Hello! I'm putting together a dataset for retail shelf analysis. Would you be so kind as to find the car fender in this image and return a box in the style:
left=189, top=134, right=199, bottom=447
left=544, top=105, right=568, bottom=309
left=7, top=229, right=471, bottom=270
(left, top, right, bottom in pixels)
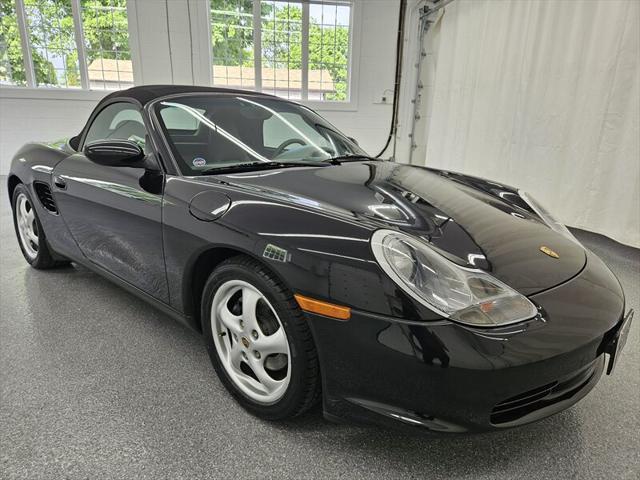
left=7, top=141, right=83, bottom=260
left=162, top=177, right=416, bottom=326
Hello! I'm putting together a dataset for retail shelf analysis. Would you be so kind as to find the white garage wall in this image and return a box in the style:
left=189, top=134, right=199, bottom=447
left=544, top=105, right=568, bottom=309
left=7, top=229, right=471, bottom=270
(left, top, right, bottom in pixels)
left=0, top=91, right=105, bottom=175
left=0, top=0, right=398, bottom=174
left=412, top=0, right=639, bottom=247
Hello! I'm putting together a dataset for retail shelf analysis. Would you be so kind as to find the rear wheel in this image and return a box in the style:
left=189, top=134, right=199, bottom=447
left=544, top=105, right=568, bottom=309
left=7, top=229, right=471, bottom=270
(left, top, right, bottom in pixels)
left=202, top=256, right=320, bottom=419
left=12, top=183, right=68, bottom=269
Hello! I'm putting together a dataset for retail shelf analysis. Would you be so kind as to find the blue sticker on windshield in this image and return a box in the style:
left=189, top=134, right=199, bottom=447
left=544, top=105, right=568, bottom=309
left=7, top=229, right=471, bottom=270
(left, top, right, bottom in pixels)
left=193, top=157, right=207, bottom=168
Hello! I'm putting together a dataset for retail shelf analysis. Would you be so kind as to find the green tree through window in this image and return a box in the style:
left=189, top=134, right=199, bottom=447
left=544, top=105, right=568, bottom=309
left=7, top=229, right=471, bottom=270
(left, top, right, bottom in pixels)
left=1, top=0, right=24, bottom=85
left=0, top=0, right=130, bottom=88
left=211, top=0, right=351, bottom=101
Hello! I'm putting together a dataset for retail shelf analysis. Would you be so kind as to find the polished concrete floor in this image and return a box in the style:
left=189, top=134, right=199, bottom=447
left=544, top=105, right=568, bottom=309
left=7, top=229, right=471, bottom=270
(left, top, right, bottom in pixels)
left=0, top=180, right=638, bottom=480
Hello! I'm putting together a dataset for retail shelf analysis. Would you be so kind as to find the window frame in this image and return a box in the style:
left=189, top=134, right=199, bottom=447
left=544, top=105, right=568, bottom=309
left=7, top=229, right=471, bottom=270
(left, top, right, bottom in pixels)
left=207, top=0, right=361, bottom=112
left=4, top=0, right=135, bottom=91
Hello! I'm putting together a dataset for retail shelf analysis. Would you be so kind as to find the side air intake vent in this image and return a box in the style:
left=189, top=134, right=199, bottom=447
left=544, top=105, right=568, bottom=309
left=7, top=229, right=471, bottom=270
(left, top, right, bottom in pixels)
left=34, top=181, right=58, bottom=214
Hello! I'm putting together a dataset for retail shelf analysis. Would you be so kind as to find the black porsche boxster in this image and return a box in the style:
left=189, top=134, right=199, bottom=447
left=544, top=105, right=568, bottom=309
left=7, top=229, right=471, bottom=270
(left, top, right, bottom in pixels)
left=8, top=85, right=633, bottom=432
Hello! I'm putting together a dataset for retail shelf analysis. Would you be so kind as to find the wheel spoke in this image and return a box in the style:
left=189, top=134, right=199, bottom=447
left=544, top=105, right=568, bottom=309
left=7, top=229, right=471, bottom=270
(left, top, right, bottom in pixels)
left=25, top=207, right=35, bottom=224
left=26, top=229, right=39, bottom=245
left=228, top=340, right=244, bottom=372
left=247, top=356, right=281, bottom=393
left=241, top=287, right=261, bottom=332
left=253, top=327, right=288, bottom=356
left=218, top=304, right=243, bottom=334
left=19, top=199, right=29, bottom=219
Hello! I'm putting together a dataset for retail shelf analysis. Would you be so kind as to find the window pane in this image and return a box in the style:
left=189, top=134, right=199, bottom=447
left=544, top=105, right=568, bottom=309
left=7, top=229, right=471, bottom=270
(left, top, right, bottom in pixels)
left=24, top=0, right=80, bottom=88
left=81, top=0, right=133, bottom=90
left=0, top=0, right=26, bottom=86
left=260, top=1, right=302, bottom=99
left=155, top=95, right=365, bottom=175
left=209, top=0, right=353, bottom=102
left=263, top=111, right=327, bottom=148
left=309, top=1, right=350, bottom=101
left=211, top=0, right=255, bottom=90
left=84, top=102, right=144, bottom=145
left=160, top=106, right=204, bottom=131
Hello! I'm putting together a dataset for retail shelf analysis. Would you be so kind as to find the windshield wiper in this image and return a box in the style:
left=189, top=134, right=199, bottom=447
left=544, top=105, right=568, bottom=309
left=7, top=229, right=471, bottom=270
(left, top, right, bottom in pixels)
left=325, top=154, right=378, bottom=165
left=200, top=160, right=328, bottom=175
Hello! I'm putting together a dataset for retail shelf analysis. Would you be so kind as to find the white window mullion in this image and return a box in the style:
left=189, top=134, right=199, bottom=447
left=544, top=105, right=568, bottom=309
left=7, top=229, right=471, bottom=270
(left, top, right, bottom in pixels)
left=301, top=1, right=309, bottom=100
left=14, top=0, right=35, bottom=87
left=70, top=0, right=89, bottom=89
left=252, top=0, right=262, bottom=92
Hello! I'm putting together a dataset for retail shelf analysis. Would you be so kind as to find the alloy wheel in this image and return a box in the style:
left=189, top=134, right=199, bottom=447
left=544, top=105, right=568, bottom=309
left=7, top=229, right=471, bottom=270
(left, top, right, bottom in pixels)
left=211, top=280, right=291, bottom=404
left=15, top=193, right=39, bottom=260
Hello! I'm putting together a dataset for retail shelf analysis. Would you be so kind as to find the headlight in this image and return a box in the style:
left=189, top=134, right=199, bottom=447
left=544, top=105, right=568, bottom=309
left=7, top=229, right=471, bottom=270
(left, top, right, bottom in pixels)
left=518, top=190, right=579, bottom=243
left=371, top=230, right=538, bottom=327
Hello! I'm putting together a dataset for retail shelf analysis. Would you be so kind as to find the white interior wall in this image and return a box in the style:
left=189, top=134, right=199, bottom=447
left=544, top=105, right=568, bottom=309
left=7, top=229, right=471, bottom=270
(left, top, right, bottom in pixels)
left=0, top=0, right=398, bottom=174
left=407, top=0, right=639, bottom=247
left=0, top=90, right=105, bottom=174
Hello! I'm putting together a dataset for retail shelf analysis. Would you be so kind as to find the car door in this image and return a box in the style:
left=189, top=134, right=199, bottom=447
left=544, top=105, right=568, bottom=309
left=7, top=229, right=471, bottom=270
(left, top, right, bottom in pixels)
left=52, top=101, right=169, bottom=303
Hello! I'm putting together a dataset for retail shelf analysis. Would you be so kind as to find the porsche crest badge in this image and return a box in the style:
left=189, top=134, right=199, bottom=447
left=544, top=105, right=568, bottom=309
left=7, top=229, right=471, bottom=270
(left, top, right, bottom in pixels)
left=540, top=246, right=559, bottom=259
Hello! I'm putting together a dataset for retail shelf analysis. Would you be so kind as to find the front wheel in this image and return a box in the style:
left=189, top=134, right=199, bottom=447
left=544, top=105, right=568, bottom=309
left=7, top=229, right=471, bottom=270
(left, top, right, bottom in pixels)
left=202, top=256, right=320, bottom=419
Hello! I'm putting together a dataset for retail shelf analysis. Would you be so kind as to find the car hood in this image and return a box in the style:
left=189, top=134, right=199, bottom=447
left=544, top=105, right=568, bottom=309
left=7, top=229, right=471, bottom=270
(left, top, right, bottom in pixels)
left=204, top=161, right=586, bottom=296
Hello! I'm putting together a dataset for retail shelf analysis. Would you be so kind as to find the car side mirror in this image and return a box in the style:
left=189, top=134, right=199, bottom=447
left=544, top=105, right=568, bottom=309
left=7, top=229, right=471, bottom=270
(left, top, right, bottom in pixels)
left=84, top=139, right=145, bottom=168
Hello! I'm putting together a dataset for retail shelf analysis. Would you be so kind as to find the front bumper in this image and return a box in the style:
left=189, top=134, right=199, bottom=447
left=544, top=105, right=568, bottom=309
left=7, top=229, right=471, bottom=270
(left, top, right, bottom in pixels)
left=307, top=251, right=627, bottom=433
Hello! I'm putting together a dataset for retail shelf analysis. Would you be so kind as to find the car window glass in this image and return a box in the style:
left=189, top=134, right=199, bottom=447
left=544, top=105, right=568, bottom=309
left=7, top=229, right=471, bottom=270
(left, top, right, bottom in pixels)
left=84, top=103, right=146, bottom=149
left=263, top=112, right=327, bottom=148
left=160, top=106, right=205, bottom=132
left=109, top=109, right=143, bottom=129
left=155, top=95, right=366, bottom=175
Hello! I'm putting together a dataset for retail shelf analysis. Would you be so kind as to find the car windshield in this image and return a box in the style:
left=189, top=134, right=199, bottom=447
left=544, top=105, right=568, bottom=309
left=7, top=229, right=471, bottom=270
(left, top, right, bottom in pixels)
left=154, top=94, right=369, bottom=175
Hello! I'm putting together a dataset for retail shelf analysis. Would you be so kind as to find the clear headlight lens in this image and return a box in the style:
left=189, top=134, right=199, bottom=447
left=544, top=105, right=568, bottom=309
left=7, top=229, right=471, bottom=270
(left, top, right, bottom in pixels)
left=371, top=230, right=538, bottom=327
left=518, top=190, right=579, bottom=243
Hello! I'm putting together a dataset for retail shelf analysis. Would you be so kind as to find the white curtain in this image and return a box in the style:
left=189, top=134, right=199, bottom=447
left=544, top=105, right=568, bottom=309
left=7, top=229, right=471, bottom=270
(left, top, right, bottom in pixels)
left=420, top=0, right=639, bottom=247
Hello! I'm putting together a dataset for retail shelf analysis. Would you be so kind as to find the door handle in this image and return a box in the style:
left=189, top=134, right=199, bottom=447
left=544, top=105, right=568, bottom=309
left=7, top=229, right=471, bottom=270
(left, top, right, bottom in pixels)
left=53, top=175, right=67, bottom=189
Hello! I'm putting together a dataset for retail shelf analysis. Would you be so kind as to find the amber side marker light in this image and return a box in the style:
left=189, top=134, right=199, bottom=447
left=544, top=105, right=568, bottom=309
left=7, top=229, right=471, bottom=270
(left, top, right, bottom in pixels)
left=294, top=294, right=351, bottom=321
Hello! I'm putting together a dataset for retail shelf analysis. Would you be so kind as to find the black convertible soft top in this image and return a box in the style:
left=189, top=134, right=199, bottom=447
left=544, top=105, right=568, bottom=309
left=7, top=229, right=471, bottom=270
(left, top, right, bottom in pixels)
left=98, top=84, right=273, bottom=108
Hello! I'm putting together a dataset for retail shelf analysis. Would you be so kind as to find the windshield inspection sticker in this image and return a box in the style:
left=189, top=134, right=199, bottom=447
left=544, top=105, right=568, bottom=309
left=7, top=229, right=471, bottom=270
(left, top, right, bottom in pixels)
left=193, top=157, right=207, bottom=168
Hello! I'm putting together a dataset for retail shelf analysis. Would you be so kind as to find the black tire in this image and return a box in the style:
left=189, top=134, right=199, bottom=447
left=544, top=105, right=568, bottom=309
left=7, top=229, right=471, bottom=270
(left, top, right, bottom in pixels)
left=11, top=183, right=69, bottom=270
left=202, top=255, right=321, bottom=420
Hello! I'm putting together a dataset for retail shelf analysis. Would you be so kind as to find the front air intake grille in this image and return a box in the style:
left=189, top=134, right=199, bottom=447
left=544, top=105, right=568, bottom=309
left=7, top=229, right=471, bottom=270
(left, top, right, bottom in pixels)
left=490, top=361, right=598, bottom=425
left=34, top=182, right=58, bottom=214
